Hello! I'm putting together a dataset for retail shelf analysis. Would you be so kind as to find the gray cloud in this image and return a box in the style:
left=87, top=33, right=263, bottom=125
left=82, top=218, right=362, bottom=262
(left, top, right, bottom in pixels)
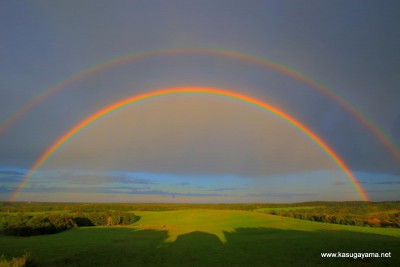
left=19, top=184, right=224, bottom=198
left=358, top=177, right=400, bottom=185
left=103, top=186, right=151, bottom=193
left=176, top=182, right=190, bottom=186
left=365, top=189, right=399, bottom=193
left=55, top=174, right=154, bottom=185
left=105, top=176, right=154, bottom=185
left=0, top=169, right=25, bottom=183
left=332, top=180, right=347, bottom=186
left=369, top=181, right=400, bottom=185
left=0, top=176, right=23, bottom=183
left=0, top=170, right=25, bottom=176
left=0, top=186, right=12, bottom=193
left=20, top=185, right=97, bottom=193
left=208, top=187, right=238, bottom=192
left=106, top=187, right=224, bottom=197
left=246, top=192, right=316, bottom=198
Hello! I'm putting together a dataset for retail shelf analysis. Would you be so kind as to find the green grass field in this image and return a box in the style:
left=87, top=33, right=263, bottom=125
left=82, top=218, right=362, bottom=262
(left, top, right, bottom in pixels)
left=1, top=209, right=399, bottom=266
left=254, top=206, right=322, bottom=212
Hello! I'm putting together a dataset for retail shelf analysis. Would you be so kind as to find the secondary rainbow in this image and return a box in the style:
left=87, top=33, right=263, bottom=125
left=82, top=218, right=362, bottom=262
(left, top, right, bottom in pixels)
left=9, top=87, right=369, bottom=202
left=0, top=48, right=398, bottom=162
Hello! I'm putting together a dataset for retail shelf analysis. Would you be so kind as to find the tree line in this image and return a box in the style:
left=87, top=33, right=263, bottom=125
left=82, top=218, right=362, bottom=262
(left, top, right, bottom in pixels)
left=0, top=211, right=140, bottom=236
left=3, top=201, right=398, bottom=213
left=267, top=208, right=400, bottom=228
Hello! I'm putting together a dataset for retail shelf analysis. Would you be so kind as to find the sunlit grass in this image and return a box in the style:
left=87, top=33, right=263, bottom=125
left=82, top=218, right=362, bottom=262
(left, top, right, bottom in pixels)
left=254, top=206, right=323, bottom=211
left=132, top=209, right=400, bottom=243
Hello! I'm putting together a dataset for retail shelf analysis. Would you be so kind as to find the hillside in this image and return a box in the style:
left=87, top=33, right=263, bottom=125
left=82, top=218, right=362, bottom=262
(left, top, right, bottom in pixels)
left=1, top=209, right=399, bottom=266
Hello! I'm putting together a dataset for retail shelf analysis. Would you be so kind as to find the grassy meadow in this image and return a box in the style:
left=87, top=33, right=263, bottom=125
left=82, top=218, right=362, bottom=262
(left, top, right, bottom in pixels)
left=1, top=208, right=399, bottom=267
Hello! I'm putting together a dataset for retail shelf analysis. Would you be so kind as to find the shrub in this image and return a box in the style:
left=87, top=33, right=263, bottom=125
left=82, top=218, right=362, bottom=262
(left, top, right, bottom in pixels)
left=0, top=252, right=36, bottom=267
left=72, top=211, right=140, bottom=226
left=72, top=216, right=94, bottom=226
left=47, top=214, right=76, bottom=231
left=3, top=214, right=76, bottom=236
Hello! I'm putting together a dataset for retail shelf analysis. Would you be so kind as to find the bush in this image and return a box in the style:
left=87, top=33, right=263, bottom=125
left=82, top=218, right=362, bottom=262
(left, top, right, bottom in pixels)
left=72, top=211, right=140, bottom=226
left=0, top=252, right=36, bottom=267
left=72, top=216, right=94, bottom=226
left=47, top=214, right=77, bottom=231
left=3, top=214, right=76, bottom=236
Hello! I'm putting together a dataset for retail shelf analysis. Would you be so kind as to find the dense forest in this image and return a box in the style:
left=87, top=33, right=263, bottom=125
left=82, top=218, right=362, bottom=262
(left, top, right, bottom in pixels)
left=0, top=211, right=140, bottom=236
left=268, top=209, right=399, bottom=227
left=264, top=202, right=400, bottom=228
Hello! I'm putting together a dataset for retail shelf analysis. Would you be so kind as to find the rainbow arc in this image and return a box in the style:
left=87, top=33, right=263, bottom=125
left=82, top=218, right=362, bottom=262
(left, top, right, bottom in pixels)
left=9, top=87, right=369, bottom=202
left=0, top=48, right=398, bottom=162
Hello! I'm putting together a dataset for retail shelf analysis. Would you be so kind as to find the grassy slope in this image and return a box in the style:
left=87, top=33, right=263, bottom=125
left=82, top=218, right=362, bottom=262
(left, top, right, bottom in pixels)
left=254, top=206, right=323, bottom=211
left=0, top=210, right=399, bottom=267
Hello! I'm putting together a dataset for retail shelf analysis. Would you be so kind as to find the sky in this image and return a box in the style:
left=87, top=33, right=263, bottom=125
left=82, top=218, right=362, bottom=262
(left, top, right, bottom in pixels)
left=0, top=0, right=399, bottom=203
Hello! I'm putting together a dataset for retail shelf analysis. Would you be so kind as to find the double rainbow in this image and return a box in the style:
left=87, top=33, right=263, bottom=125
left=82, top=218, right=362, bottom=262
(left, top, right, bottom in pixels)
left=9, top=87, right=369, bottom=202
left=0, top=48, right=398, bottom=162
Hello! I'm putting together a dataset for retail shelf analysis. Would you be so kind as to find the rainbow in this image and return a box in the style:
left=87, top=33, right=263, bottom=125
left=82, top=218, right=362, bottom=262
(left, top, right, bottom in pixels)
left=9, top=87, right=369, bottom=202
left=0, top=48, right=398, bottom=162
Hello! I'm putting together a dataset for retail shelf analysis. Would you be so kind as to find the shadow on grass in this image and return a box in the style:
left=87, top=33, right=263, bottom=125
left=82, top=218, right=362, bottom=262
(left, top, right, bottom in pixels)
left=156, top=228, right=399, bottom=267
left=1, top=227, right=399, bottom=267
